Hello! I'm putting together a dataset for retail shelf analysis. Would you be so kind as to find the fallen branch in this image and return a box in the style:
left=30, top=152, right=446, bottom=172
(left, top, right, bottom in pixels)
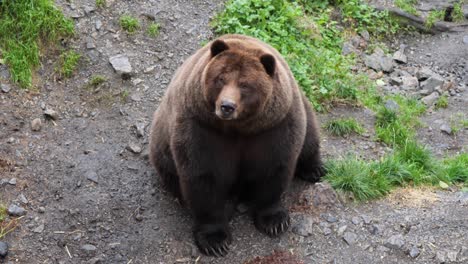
left=372, top=5, right=468, bottom=34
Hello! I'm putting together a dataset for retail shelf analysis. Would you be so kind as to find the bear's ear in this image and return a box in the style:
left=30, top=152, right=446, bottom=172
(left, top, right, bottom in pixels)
left=260, top=54, right=276, bottom=77
left=210, top=39, right=229, bottom=57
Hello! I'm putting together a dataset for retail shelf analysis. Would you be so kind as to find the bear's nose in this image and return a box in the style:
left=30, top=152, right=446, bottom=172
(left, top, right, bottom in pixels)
left=220, top=100, right=237, bottom=117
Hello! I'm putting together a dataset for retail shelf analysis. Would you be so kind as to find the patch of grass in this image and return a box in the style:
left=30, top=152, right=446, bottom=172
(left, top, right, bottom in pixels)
left=57, top=50, right=81, bottom=78
left=435, top=95, right=449, bottom=109
left=453, top=1, right=466, bottom=22
left=120, top=89, right=129, bottom=101
left=324, top=118, right=364, bottom=136
left=120, top=15, right=140, bottom=33
left=395, top=0, right=419, bottom=15
left=443, top=153, right=468, bottom=184
left=88, top=75, right=107, bottom=87
left=147, top=22, right=160, bottom=38
left=426, top=10, right=445, bottom=28
left=0, top=0, right=75, bottom=87
left=0, top=204, right=22, bottom=239
left=325, top=157, right=391, bottom=201
left=0, top=204, right=6, bottom=222
left=96, top=0, right=106, bottom=9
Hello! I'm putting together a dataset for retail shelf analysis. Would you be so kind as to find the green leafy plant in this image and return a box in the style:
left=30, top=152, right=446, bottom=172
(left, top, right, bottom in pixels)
left=453, top=1, right=466, bottom=22
left=0, top=0, right=75, bottom=87
left=120, top=15, right=140, bottom=33
left=57, top=50, right=81, bottom=78
left=96, top=0, right=106, bottom=8
left=324, top=118, right=364, bottom=136
left=395, top=0, right=419, bottom=15
left=88, top=75, right=107, bottom=87
left=147, top=22, right=160, bottom=37
left=426, top=10, right=445, bottom=28
left=435, top=95, right=448, bottom=109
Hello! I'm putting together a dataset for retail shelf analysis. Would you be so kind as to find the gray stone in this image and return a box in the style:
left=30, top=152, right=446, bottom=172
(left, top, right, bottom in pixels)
left=95, top=20, right=102, bottom=31
left=323, top=227, right=332, bottom=236
left=8, top=178, right=16, bottom=185
left=389, top=76, right=403, bottom=86
left=421, top=92, right=439, bottom=106
left=0, top=65, right=10, bottom=80
left=421, top=75, right=445, bottom=93
left=365, top=53, right=394, bottom=73
left=85, top=170, right=98, bottom=183
left=0, top=241, right=8, bottom=258
left=351, top=216, right=361, bottom=225
left=380, top=56, right=394, bottom=73
left=31, top=118, right=42, bottom=131
left=127, top=142, right=142, bottom=154
left=416, top=67, right=435, bottom=81
left=343, top=232, right=358, bottom=245
left=1, top=83, right=10, bottom=93
left=409, top=247, right=420, bottom=258
left=18, top=193, right=28, bottom=204
left=8, top=204, right=26, bottom=216
left=135, top=122, right=146, bottom=137
left=82, top=244, right=97, bottom=252
left=393, top=50, right=407, bottom=64
left=33, top=223, right=45, bottom=233
left=419, top=89, right=431, bottom=96
left=385, top=99, right=400, bottom=111
left=440, top=124, right=452, bottom=135
left=463, top=35, right=468, bottom=44
left=337, top=225, right=348, bottom=236
left=86, top=38, right=96, bottom=49
left=300, top=182, right=341, bottom=209
left=326, top=215, right=338, bottom=223
left=38, top=207, right=46, bottom=213
left=292, top=215, right=314, bottom=236
left=83, top=5, right=96, bottom=15
left=384, top=234, right=405, bottom=250
left=44, top=109, right=59, bottom=120
left=401, top=76, right=419, bottom=90
left=447, top=250, right=458, bottom=262
left=109, top=55, right=132, bottom=76
left=342, top=42, right=358, bottom=56
left=359, top=30, right=370, bottom=41
left=436, top=251, right=446, bottom=263
left=361, top=215, right=372, bottom=224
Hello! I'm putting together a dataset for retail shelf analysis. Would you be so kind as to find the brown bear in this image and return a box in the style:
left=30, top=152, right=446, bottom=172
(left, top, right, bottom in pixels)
left=149, top=34, right=324, bottom=257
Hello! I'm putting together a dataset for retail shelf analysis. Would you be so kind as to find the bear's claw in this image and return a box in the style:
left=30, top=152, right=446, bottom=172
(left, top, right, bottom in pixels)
left=255, top=209, right=290, bottom=237
left=298, top=165, right=327, bottom=183
left=194, top=225, right=232, bottom=257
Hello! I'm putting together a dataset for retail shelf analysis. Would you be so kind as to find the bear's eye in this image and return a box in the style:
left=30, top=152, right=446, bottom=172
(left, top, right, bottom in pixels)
left=216, top=76, right=225, bottom=86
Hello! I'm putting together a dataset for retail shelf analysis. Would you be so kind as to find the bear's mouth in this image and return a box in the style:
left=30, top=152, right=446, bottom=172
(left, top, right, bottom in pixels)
left=215, top=108, right=237, bottom=120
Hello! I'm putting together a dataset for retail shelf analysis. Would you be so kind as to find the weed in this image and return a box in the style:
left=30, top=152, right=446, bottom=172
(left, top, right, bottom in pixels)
left=395, top=0, right=419, bottom=15
left=0, top=205, right=6, bottom=222
left=147, top=22, right=160, bottom=38
left=120, top=90, right=129, bottom=101
left=96, top=0, right=106, bottom=8
left=435, top=95, right=448, bottom=109
left=120, top=15, right=140, bottom=33
left=0, top=0, right=75, bottom=87
left=453, top=1, right=466, bottom=22
left=426, top=10, right=445, bottom=28
left=443, top=153, right=468, bottom=183
left=324, top=118, right=364, bottom=136
left=58, top=50, right=81, bottom=78
left=88, top=75, right=107, bottom=87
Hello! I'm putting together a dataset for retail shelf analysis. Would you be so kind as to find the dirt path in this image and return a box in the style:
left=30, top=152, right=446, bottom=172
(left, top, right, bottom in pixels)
left=0, top=0, right=467, bottom=263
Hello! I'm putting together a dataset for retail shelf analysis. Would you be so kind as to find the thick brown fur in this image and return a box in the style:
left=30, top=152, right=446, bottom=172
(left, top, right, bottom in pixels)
left=149, top=34, right=324, bottom=257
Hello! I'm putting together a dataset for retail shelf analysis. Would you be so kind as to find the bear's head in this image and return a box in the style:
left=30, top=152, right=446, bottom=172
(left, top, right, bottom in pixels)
left=202, top=39, right=276, bottom=121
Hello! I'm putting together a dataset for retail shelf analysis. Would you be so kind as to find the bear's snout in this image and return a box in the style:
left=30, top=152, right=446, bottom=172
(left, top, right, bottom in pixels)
left=217, top=100, right=237, bottom=119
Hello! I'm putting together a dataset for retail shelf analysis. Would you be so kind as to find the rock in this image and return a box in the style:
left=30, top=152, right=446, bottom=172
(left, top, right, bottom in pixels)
left=401, top=76, right=419, bottom=90
left=31, top=118, right=42, bottom=131
left=351, top=216, right=361, bottom=225
left=33, top=223, right=45, bottom=233
left=440, top=124, right=452, bottom=135
left=364, top=53, right=394, bottom=73
left=323, top=227, right=332, bottom=236
left=292, top=215, right=314, bottom=236
left=135, top=214, right=143, bottom=221
left=8, top=204, right=26, bottom=216
left=361, top=215, right=372, bottom=224
left=436, top=251, right=446, bottom=263
left=38, top=207, right=46, bottom=213
left=337, top=225, right=347, bottom=236
left=134, top=122, right=146, bottom=137
left=393, top=50, right=407, bottom=64
left=463, top=35, right=468, bottom=44
left=325, top=214, right=338, bottom=223
left=384, top=234, right=405, bottom=250
left=421, top=92, right=439, bottom=106
left=1, top=83, right=10, bottom=93
left=389, top=76, right=402, bottom=86
left=95, top=20, right=102, bottom=30
left=343, top=232, right=358, bottom=245
left=421, top=75, right=445, bottom=93
left=380, top=57, right=394, bottom=73
left=130, top=94, right=141, bottom=102
left=85, top=170, right=99, bottom=183
left=144, top=65, right=156, bottom=74
left=359, top=30, right=370, bottom=41
left=8, top=178, right=16, bottom=185
left=447, top=250, right=458, bottom=262
left=342, top=42, right=358, bottom=56
left=409, top=247, right=420, bottom=258
left=83, top=5, right=96, bottom=15
left=44, top=109, right=59, bottom=120
left=416, top=67, right=435, bottom=81
left=384, top=99, right=399, bottom=112
left=86, top=39, right=96, bottom=49
left=127, top=142, right=142, bottom=154
left=82, top=244, right=97, bottom=253
left=18, top=193, right=28, bottom=204
left=419, top=89, right=431, bottom=96
left=109, top=55, right=132, bottom=77
left=0, top=241, right=8, bottom=258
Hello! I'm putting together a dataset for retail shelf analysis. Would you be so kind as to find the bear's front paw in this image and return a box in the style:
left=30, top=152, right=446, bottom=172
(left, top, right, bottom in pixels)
left=298, top=165, right=327, bottom=183
left=254, top=208, right=290, bottom=237
left=194, top=224, right=232, bottom=257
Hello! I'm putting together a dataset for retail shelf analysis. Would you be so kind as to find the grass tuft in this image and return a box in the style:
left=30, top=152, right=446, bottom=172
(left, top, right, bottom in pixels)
left=96, top=0, right=106, bottom=9
left=453, top=1, right=466, bottom=22
left=324, top=118, right=364, bottom=136
left=120, top=15, right=140, bottom=33
left=147, top=22, right=160, bottom=38
left=0, top=0, right=75, bottom=87
left=88, top=75, right=107, bottom=87
left=395, top=0, right=419, bottom=15
left=426, top=10, right=445, bottom=28
left=57, top=50, right=81, bottom=78
left=435, top=94, right=449, bottom=109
